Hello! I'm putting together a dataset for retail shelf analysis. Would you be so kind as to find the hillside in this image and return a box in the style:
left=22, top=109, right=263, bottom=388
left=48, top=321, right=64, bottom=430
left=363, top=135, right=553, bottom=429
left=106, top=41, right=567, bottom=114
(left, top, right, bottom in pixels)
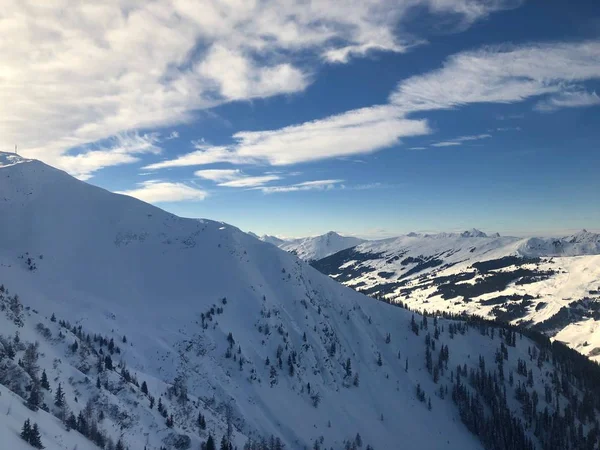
left=1, top=153, right=600, bottom=450
left=312, top=231, right=600, bottom=362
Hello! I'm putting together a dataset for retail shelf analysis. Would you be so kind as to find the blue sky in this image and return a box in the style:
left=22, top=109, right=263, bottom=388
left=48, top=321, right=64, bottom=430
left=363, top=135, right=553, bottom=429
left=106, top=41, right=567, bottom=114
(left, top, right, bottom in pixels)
left=3, top=0, right=600, bottom=238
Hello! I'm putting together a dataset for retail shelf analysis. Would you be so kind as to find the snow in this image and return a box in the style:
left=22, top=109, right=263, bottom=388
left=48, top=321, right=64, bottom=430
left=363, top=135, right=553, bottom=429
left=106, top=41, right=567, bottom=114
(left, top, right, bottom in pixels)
left=314, top=231, right=600, bottom=362
left=0, top=152, right=488, bottom=449
left=276, top=232, right=365, bottom=261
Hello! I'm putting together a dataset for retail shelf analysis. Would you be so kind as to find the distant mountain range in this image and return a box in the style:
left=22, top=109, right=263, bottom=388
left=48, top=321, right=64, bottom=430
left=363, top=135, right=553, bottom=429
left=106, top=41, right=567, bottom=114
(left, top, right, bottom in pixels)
left=311, top=229, right=600, bottom=362
left=252, top=231, right=366, bottom=261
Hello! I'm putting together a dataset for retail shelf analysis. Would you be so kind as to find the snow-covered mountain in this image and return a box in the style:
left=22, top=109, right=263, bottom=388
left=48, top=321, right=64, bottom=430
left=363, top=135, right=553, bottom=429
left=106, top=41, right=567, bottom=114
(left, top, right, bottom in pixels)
left=270, top=232, right=366, bottom=262
left=258, top=235, right=288, bottom=247
left=312, top=230, right=600, bottom=362
left=2, top=152, right=600, bottom=450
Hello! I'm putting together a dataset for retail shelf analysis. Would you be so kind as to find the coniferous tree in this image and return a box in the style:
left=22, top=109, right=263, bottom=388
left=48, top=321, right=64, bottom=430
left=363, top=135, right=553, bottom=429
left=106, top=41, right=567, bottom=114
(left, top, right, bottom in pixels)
left=30, top=423, right=44, bottom=449
left=54, top=383, right=65, bottom=408
left=27, top=383, right=41, bottom=411
left=220, top=435, right=232, bottom=450
left=40, top=370, right=50, bottom=390
left=21, top=419, right=32, bottom=442
left=206, top=434, right=216, bottom=450
left=66, top=412, right=77, bottom=431
left=141, top=381, right=148, bottom=395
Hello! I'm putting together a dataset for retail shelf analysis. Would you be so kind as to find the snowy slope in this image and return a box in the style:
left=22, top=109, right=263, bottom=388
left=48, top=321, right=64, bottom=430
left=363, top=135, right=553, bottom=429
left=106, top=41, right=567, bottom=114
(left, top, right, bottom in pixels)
left=0, top=152, right=481, bottom=449
left=313, top=231, right=600, bottom=362
left=276, top=232, right=365, bottom=262
left=1, top=152, right=600, bottom=450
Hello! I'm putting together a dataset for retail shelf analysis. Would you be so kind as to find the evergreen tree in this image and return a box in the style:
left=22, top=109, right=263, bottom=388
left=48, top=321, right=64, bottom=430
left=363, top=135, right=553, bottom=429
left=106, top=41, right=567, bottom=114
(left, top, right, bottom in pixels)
left=141, top=381, right=148, bottom=395
left=66, top=413, right=77, bottom=431
left=40, top=370, right=50, bottom=390
left=206, top=435, right=216, bottom=450
left=96, top=376, right=101, bottom=389
left=115, top=439, right=125, bottom=450
left=27, top=383, right=41, bottom=411
left=220, top=435, right=232, bottom=450
left=20, top=419, right=32, bottom=442
left=54, top=383, right=65, bottom=408
left=30, top=423, right=44, bottom=449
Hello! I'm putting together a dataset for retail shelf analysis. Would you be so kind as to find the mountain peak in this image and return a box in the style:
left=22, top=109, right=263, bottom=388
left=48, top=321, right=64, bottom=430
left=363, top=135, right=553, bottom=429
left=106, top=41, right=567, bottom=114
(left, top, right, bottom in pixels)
left=460, top=228, right=488, bottom=238
left=0, top=151, right=31, bottom=168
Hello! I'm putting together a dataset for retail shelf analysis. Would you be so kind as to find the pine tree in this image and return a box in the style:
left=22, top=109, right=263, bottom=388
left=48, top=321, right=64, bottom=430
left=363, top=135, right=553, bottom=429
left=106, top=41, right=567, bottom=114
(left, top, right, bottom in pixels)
left=141, top=381, right=148, bottom=395
left=115, top=439, right=125, bottom=450
left=54, top=383, right=65, bottom=408
left=50, top=313, right=56, bottom=322
left=30, top=423, right=44, bottom=449
left=206, top=435, right=216, bottom=450
left=220, top=435, right=232, bottom=450
left=66, top=413, right=77, bottom=431
left=27, top=383, right=41, bottom=411
left=96, top=376, right=101, bottom=389
left=377, top=352, right=382, bottom=366
left=40, top=370, right=50, bottom=390
left=21, top=419, right=32, bottom=442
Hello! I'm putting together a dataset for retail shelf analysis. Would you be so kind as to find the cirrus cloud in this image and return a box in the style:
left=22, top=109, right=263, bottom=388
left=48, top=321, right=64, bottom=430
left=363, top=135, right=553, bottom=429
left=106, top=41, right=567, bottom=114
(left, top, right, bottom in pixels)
left=1, top=0, right=519, bottom=178
left=116, top=180, right=208, bottom=203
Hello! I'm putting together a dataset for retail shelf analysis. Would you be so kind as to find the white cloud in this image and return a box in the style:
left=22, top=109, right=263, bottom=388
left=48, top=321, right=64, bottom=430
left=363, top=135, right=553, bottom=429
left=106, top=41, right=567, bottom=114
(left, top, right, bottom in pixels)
left=390, top=41, right=600, bottom=112
left=166, top=131, right=180, bottom=140
left=219, top=175, right=281, bottom=188
left=260, top=179, right=344, bottom=193
left=148, top=40, right=600, bottom=170
left=145, top=106, right=430, bottom=168
left=431, top=133, right=491, bottom=147
left=534, top=90, right=600, bottom=112
left=116, top=180, right=208, bottom=203
left=194, top=169, right=242, bottom=182
left=194, top=169, right=280, bottom=187
left=1, top=0, right=516, bottom=177
left=59, top=133, right=162, bottom=180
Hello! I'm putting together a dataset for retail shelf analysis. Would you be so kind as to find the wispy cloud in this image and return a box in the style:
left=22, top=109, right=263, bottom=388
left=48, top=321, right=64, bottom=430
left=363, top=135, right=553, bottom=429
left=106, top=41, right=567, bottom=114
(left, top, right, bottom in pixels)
left=3, top=0, right=513, bottom=178
left=431, top=133, right=491, bottom=147
left=116, top=180, right=208, bottom=203
left=148, top=40, right=600, bottom=170
left=195, top=169, right=280, bottom=187
left=260, top=179, right=344, bottom=193
left=194, top=169, right=242, bottom=182
left=59, top=133, right=162, bottom=180
left=390, top=41, right=600, bottom=112
left=534, top=90, right=600, bottom=112
left=145, top=106, right=430, bottom=168
left=219, top=175, right=281, bottom=188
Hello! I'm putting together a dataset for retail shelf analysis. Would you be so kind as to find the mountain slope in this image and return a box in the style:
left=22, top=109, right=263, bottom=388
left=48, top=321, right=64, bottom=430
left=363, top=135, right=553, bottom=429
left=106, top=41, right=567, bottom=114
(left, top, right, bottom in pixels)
left=312, top=231, right=600, bottom=362
left=1, top=152, right=600, bottom=450
left=276, top=232, right=365, bottom=262
left=0, top=153, right=480, bottom=449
